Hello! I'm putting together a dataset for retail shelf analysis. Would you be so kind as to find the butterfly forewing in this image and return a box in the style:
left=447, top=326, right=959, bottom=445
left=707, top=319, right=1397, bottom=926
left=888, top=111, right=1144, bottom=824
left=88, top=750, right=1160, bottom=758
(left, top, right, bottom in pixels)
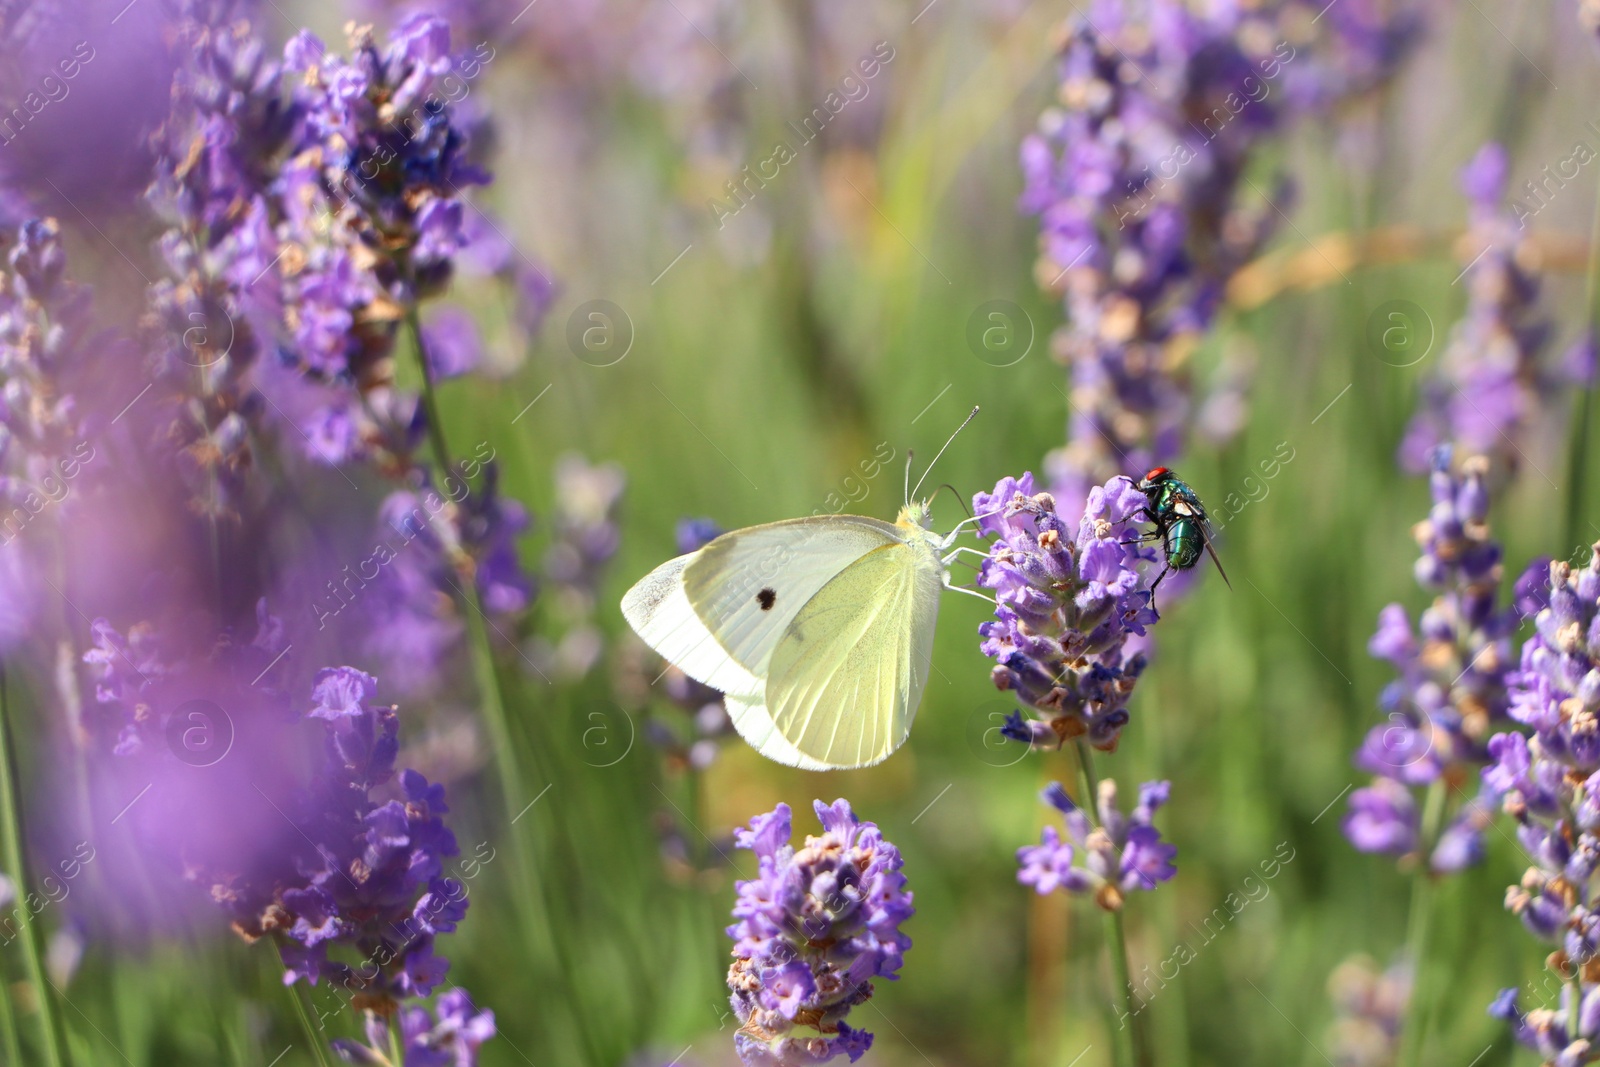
left=621, top=553, right=765, bottom=696
left=680, top=516, right=902, bottom=680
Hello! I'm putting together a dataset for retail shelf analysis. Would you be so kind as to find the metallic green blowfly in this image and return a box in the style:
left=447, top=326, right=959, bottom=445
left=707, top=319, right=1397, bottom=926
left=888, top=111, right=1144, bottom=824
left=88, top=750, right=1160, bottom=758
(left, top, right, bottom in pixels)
left=1133, top=466, right=1231, bottom=598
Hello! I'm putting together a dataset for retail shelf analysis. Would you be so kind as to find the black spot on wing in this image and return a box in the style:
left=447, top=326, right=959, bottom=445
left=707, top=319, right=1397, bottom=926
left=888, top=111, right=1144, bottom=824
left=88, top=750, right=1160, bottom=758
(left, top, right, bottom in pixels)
left=757, top=588, right=777, bottom=610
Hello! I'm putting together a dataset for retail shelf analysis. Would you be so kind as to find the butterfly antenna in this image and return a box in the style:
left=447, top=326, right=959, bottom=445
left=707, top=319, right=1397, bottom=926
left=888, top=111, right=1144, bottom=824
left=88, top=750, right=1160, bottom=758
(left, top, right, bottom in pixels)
left=910, top=406, right=979, bottom=503
left=904, top=450, right=915, bottom=508
left=926, top=483, right=974, bottom=520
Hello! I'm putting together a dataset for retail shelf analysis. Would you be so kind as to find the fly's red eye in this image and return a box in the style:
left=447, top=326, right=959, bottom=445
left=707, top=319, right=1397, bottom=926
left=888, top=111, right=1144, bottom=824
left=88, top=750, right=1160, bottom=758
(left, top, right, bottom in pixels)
left=1143, top=466, right=1170, bottom=481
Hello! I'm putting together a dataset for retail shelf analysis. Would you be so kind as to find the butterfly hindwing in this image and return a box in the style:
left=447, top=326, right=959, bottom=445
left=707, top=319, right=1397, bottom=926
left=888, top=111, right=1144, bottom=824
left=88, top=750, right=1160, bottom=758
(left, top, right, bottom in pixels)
left=722, top=691, right=838, bottom=771
left=759, top=539, right=942, bottom=769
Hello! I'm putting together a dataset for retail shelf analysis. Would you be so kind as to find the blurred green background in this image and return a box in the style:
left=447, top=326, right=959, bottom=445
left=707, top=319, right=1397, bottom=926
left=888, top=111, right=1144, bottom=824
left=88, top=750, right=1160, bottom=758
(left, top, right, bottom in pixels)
left=25, top=0, right=1600, bottom=1065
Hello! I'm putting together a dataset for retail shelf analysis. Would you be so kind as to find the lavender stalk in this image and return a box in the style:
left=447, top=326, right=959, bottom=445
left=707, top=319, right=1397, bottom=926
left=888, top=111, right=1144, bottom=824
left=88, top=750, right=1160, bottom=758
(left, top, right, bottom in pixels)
left=1396, top=778, right=1446, bottom=1067
left=0, top=663, right=70, bottom=1067
left=406, top=316, right=605, bottom=1067
left=1563, top=165, right=1600, bottom=558
left=1075, top=738, right=1143, bottom=1067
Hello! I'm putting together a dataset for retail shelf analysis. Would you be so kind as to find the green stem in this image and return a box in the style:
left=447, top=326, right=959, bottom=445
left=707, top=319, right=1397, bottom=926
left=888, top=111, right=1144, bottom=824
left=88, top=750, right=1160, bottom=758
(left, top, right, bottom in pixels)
left=285, top=980, right=334, bottom=1067
left=405, top=312, right=604, bottom=1067
left=1074, top=739, right=1144, bottom=1067
left=1397, top=778, right=1448, bottom=1067
left=406, top=310, right=455, bottom=486
left=0, top=930, right=23, bottom=1067
left=1571, top=969, right=1585, bottom=1044
left=1562, top=172, right=1600, bottom=555
left=0, top=664, right=70, bottom=1067
left=387, top=1011, right=404, bottom=1067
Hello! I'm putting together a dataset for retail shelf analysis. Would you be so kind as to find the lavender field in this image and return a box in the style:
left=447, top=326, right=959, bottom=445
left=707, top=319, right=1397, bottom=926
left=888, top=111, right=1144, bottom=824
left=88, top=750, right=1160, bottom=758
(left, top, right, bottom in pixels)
left=0, top=0, right=1591, bottom=1065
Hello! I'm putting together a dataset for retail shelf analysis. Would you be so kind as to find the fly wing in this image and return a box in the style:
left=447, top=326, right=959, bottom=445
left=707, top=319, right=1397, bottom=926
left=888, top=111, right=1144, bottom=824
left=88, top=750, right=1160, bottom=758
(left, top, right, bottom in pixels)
left=1203, top=536, right=1231, bottom=588
left=1170, top=496, right=1230, bottom=587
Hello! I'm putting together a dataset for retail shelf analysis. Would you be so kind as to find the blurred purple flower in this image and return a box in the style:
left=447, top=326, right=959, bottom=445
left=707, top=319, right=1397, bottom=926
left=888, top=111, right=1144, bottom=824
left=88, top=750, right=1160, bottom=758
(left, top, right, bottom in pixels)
left=347, top=991, right=496, bottom=1067
left=1342, top=778, right=1416, bottom=855
left=1344, top=450, right=1524, bottom=873
left=1400, top=144, right=1556, bottom=476
left=423, top=306, right=484, bottom=379
left=527, top=453, right=623, bottom=681
left=1025, top=0, right=1418, bottom=524
left=1325, top=955, right=1411, bottom=1067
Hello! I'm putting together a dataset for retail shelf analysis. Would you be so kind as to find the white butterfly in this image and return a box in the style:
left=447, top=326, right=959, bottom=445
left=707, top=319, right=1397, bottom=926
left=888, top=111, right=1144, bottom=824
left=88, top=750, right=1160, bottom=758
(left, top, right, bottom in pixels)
left=621, top=411, right=989, bottom=770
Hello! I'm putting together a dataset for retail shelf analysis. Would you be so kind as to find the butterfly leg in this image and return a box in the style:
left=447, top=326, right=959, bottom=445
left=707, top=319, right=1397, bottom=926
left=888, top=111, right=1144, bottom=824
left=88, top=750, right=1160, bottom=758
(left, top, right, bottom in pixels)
left=940, top=572, right=998, bottom=605
left=941, top=546, right=991, bottom=565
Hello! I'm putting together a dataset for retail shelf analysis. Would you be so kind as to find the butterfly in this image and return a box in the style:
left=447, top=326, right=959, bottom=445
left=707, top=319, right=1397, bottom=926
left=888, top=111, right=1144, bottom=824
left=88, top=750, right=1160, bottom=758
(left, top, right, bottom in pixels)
left=621, top=409, right=988, bottom=770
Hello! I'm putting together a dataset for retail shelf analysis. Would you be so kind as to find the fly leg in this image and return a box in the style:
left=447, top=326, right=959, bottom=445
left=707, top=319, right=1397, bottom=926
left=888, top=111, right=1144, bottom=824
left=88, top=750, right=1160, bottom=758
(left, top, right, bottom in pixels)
left=1148, top=564, right=1170, bottom=616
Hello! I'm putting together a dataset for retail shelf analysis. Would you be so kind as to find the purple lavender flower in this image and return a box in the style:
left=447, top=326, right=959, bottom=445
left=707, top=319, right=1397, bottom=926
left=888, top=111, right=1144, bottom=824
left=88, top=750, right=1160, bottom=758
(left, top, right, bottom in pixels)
left=260, top=16, right=494, bottom=467
left=144, top=10, right=534, bottom=482
left=677, top=517, right=724, bottom=555
left=1343, top=450, right=1522, bottom=872
left=1481, top=544, right=1600, bottom=1055
left=423, top=306, right=484, bottom=380
left=648, top=663, right=731, bottom=775
left=139, top=13, right=299, bottom=519
left=1342, top=778, right=1418, bottom=856
left=544, top=453, right=625, bottom=612
left=332, top=987, right=496, bottom=1066
left=726, top=799, right=912, bottom=1065
left=0, top=218, right=123, bottom=645
left=1490, top=985, right=1600, bottom=1066
left=973, top=472, right=1158, bottom=751
left=189, top=665, right=491, bottom=1046
left=1018, top=779, right=1176, bottom=911
left=1400, top=144, right=1557, bottom=475
left=1025, top=0, right=1418, bottom=523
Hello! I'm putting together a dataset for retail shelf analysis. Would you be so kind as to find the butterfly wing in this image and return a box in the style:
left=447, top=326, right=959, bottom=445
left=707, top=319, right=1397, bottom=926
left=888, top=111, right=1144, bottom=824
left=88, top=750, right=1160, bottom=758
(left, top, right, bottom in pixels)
left=752, top=539, right=943, bottom=769
left=621, top=553, right=763, bottom=697
left=621, top=515, right=902, bottom=699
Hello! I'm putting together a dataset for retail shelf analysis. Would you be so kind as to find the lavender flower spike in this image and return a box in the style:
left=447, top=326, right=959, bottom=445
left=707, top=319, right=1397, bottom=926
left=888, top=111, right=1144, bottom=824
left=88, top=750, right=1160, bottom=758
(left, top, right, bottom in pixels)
left=726, top=799, right=913, bottom=1066
left=332, top=988, right=496, bottom=1066
left=1400, top=144, right=1561, bottom=476
left=1483, top=544, right=1600, bottom=1057
left=1343, top=449, right=1523, bottom=873
left=1018, top=779, right=1176, bottom=911
left=974, top=473, right=1158, bottom=751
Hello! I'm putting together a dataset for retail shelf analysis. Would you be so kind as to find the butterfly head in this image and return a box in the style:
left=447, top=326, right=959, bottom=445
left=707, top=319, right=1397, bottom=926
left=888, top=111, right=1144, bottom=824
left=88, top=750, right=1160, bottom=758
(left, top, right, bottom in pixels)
left=896, top=500, right=936, bottom=532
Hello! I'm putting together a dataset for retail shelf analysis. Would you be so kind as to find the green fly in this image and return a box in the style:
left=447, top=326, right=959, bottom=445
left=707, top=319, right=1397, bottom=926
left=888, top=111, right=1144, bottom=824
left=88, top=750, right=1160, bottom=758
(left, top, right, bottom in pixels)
left=1133, top=466, right=1231, bottom=598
